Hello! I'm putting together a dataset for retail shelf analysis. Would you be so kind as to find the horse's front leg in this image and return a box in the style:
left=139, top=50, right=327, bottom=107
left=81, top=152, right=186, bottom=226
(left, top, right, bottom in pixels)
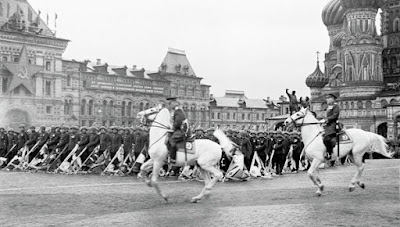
left=308, top=159, right=324, bottom=196
left=150, top=161, right=169, bottom=201
left=140, top=159, right=153, bottom=182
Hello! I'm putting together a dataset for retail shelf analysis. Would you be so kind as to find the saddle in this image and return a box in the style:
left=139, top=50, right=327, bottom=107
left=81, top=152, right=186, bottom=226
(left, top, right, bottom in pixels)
left=332, top=130, right=353, bottom=146
left=177, top=141, right=196, bottom=155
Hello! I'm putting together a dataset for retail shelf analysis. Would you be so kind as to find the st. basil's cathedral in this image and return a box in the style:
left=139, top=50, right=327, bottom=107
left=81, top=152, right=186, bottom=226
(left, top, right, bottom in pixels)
left=307, top=0, right=400, bottom=141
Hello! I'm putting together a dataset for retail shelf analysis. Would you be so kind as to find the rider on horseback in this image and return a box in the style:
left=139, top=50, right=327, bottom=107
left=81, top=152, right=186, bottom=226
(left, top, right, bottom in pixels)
left=167, top=97, right=191, bottom=164
left=323, top=94, right=340, bottom=160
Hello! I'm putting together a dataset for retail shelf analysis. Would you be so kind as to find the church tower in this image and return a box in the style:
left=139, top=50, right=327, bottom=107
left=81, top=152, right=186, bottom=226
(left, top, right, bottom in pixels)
left=381, top=0, right=400, bottom=84
left=339, top=0, right=385, bottom=98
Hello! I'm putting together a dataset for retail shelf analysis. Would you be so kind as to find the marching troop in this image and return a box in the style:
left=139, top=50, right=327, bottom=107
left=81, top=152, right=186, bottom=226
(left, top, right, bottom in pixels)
left=0, top=124, right=150, bottom=175
left=0, top=123, right=306, bottom=180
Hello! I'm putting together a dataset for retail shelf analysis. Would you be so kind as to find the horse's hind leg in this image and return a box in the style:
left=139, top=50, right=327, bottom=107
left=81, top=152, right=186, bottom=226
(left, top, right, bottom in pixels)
left=308, top=159, right=324, bottom=196
left=199, top=164, right=223, bottom=198
left=190, top=167, right=211, bottom=203
left=349, top=153, right=365, bottom=192
left=150, top=161, right=168, bottom=201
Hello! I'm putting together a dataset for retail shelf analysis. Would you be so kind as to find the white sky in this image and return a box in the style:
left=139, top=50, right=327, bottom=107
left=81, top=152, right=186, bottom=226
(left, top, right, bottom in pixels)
left=29, top=0, right=335, bottom=100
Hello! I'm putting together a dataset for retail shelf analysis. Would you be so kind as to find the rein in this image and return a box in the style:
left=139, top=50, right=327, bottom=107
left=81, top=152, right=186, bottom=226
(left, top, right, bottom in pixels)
left=143, top=109, right=172, bottom=150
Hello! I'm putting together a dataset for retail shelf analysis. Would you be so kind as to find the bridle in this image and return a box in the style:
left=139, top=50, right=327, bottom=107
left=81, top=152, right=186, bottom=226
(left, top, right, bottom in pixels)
left=140, top=108, right=172, bottom=150
left=288, top=108, right=322, bottom=128
left=141, top=108, right=170, bottom=130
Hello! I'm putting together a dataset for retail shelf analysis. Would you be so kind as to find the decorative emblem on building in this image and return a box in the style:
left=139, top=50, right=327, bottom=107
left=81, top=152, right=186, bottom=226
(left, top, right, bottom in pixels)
left=17, top=66, right=28, bottom=79
left=2, top=45, right=43, bottom=95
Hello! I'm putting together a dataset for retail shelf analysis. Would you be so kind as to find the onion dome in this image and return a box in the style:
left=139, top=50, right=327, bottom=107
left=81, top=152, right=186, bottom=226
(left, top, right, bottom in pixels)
left=340, top=0, right=384, bottom=10
left=322, top=0, right=345, bottom=27
left=306, top=61, right=328, bottom=88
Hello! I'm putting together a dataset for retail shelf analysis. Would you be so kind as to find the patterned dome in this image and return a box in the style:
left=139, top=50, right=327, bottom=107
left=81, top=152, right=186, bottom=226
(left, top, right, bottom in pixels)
left=340, top=0, right=384, bottom=9
left=306, top=62, right=328, bottom=88
left=322, top=0, right=345, bottom=27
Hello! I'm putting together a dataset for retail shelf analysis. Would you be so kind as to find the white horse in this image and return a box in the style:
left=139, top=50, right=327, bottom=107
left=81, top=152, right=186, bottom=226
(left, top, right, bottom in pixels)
left=137, top=105, right=234, bottom=202
left=284, top=107, right=392, bottom=196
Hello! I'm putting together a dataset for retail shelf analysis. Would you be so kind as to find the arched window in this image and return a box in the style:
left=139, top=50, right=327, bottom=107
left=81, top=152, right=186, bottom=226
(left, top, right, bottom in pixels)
left=140, top=102, right=144, bottom=111
left=102, top=100, right=107, bottom=116
left=88, top=100, right=94, bottom=116
left=381, top=99, right=388, bottom=109
left=394, top=18, right=400, bottom=32
left=391, top=57, right=397, bottom=70
left=14, top=57, right=19, bottom=62
left=67, top=75, right=71, bottom=86
left=121, top=101, right=126, bottom=117
left=390, top=98, right=398, bottom=105
left=127, top=102, right=132, bottom=117
left=109, top=101, right=114, bottom=116
left=345, top=102, right=349, bottom=109
left=45, top=61, right=51, bottom=71
left=366, top=101, right=373, bottom=109
left=81, top=99, right=86, bottom=115
left=64, top=100, right=71, bottom=115
left=145, top=103, right=150, bottom=110
left=350, top=102, right=354, bottom=109
left=2, top=56, right=7, bottom=62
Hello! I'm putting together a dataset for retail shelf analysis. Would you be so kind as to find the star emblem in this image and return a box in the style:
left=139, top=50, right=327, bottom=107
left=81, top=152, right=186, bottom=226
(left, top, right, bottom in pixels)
left=2, top=45, right=43, bottom=95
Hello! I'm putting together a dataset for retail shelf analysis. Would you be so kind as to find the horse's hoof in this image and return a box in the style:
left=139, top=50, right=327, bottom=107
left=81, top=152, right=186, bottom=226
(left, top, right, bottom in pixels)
left=162, top=195, right=169, bottom=202
left=190, top=198, right=198, bottom=203
left=319, top=184, right=325, bottom=192
left=359, top=183, right=365, bottom=189
left=145, top=180, right=152, bottom=187
left=349, top=187, right=355, bottom=192
left=315, top=192, right=322, bottom=197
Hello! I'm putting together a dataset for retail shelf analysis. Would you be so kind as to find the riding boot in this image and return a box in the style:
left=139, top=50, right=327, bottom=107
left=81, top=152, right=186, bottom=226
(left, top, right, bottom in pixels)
left=169, top=146, right=177, bottom=164
left=323, top=139, right=333, bottom=160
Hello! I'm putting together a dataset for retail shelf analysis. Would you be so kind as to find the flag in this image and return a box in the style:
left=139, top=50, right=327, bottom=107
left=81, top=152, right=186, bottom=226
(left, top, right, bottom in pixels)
left=7, top=3, right=10, bottom=18
left=55, top=13, right=58, bottom=28
left=28, top=7, right=33, bottom=22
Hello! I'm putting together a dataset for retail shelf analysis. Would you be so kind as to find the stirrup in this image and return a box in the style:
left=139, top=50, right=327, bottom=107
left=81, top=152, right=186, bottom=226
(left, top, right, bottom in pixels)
left=325, top=153, right=331, bottom=160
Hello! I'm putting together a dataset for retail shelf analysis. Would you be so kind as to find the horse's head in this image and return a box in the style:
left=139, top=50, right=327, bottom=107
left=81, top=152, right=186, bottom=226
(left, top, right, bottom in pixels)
left=136, top=104, right=163, bottom=125
left=284, top=107, right=309, bottom=127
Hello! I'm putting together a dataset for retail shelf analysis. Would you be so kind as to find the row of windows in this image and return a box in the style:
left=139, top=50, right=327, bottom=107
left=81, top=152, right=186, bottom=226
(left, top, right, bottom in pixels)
left=321, top=99, right=399, bottom=110
left=210, top=112, right=271, bottom=121
left=1, top=56, right=53, bottom=71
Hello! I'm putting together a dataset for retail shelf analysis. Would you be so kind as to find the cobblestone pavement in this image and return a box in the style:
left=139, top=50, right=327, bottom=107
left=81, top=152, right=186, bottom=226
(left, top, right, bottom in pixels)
left=0, top=159, right=399, bottom=227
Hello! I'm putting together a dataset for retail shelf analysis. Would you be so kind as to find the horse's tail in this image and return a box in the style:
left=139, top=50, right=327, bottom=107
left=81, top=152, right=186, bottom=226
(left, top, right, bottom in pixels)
left=368, top=132, right=393, bottom=158
left=213, top=129, right=234, bottom=158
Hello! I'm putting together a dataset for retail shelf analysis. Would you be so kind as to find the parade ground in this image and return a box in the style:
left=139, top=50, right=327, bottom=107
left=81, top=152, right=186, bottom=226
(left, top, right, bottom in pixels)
left=0, top=159, right=399, bottom=227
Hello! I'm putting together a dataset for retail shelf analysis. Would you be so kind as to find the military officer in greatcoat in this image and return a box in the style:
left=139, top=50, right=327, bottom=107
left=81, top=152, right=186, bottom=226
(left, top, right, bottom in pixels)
left=63, top=126, right=79, bottom=162
left=167, top=97, right=190, bottom=164
left=47, top=126, right=61, bottom=152
left=122, top=127, right=134, bottom=158
left=194, top=127, right=205, bottom=139
left=30, top=126, right=49, bottom=162
left=84, top=126, right=100, bottom=162
left=26, top=126, right=39, bottom=154
left=322, top=94, right=340, bottom=160
left=0, top=127, right=8, bottom=158
left=255, top=131, right=268, bottom=164
left=77, top=126, right=90, bottom=160
left=109, top=126, right=123, bottom=165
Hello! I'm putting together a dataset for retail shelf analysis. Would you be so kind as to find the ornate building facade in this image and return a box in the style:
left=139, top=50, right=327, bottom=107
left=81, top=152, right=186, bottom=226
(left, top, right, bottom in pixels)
left=209, top=90, right=280, bottom=130
left=308, top=0, right=400, bottom=140
left=0, top=0, right=211, bottom=129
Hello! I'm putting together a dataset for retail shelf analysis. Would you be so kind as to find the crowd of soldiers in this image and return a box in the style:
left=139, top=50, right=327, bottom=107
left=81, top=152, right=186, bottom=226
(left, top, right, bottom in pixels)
left=0, top=123, right=306, bottom=178
left=0, top=124, right=149, bottom=175
left=193, top=127, right=305, bottom=176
